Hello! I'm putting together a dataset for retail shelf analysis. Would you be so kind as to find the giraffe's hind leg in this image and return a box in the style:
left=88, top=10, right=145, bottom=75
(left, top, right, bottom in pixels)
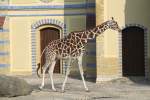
left=78, top=56, right=89, bottom=92
left=61, top=58, right=71, bottom=92
left=39, top=63, right=50, bottom=90
left=48, top=60, right=57, bottom=92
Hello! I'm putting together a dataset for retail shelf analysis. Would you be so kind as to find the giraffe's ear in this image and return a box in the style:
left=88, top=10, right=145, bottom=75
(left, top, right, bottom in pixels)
left=111, top=17, right=114, bottom=20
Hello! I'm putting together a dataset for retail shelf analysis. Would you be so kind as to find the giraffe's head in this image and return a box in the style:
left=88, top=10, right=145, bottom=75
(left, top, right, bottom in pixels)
left=107, top=17, right=122, bottom=32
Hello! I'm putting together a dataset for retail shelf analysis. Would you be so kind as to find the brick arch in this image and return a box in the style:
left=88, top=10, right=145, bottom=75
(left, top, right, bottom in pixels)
left=31, top=19, right=65, bottom=29
left=31, top=19, right=67, bottom=72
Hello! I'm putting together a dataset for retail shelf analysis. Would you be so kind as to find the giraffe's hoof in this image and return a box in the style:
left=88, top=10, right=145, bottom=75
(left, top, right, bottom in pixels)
left=39, top=86, right=44, bottom=90
left=39, top=85, right=44, bottom=90
left=61, top=90, right=65, bottom=93
left=52, top=89, right=57, bottom=92
left=85, top=89, right=90, bottom=92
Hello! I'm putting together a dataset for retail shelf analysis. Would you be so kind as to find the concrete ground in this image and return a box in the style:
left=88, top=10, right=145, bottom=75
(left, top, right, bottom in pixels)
left=1, top=74, right=150, bottom=100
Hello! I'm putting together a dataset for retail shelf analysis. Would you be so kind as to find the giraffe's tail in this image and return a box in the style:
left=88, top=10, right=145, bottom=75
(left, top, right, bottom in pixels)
left=36, top=47, right=46, bottom=78
left=36, top=63, right=41, bottom=78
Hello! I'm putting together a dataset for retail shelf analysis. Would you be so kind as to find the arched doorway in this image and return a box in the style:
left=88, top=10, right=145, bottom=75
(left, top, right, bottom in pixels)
left=122, top=26, right=145, bottom=76
left=40, top=27, right=60, bottom=73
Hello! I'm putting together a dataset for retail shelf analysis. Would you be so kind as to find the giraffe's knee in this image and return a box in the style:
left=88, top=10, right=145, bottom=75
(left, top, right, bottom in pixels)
left=43, top=67, right=47, bottom=72
left=79, top=70, right=84, bottom=75
left=81, top=72, right=84, bottom=75
left=79, top=67, right=84, bottom=72
left=66, top=71, right=70, bottom=76
left=49, top=69, right=54, bottom=75
left=49, top=67, right=54, bottom=73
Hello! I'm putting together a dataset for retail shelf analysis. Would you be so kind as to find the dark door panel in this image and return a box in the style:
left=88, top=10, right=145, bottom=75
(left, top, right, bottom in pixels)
left=40, top=27, right=60, bottom=73
left=122, top=26, right=145, bottom=76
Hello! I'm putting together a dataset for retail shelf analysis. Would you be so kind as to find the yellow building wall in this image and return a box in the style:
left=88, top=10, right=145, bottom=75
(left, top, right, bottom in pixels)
left=9, top=16, right=65, bottom=75
left=0, top=0, right=93, bottom=75
left=104, top=0, right=125, bottom=57
left=0, top=7, right=10, bottom=74
left=96, top=0, right=150, bottom=82
left=9, top=17, right=32, bottom=75
left=96, top=0, right=125, bottom=82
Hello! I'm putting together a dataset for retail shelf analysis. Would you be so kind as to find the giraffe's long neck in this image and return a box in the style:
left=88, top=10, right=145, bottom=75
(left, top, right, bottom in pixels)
left=85, top=21, right=109, bottom=40
left=67, top=21, right=110, bottom=49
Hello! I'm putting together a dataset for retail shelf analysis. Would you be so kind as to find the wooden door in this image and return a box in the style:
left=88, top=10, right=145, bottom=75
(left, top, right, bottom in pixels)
left=40, top=27, right=60, bottom=73
left=122, top=26, right=145, bottom=76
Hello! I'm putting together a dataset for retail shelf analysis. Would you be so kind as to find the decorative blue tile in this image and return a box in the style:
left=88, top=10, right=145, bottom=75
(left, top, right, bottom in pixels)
left=0, top=40, right=9, bottom=45
left=0, top=51, right=9, bottom=56
left=0, top=29, right=9, bottom=32
left=0, top=64, right=10, bottom=68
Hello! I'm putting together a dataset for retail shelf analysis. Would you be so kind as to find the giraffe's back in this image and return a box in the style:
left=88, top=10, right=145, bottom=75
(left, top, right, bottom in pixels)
left=45, top=31, right=88, bottom=58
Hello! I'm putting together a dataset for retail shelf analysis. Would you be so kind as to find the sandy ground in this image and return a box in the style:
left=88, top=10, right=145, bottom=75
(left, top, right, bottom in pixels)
left=1, top=74, right=150, bottom=100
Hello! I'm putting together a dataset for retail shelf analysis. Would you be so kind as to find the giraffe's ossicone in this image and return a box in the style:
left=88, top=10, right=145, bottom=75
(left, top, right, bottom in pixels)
left=37, top=17, right=121, bottom=92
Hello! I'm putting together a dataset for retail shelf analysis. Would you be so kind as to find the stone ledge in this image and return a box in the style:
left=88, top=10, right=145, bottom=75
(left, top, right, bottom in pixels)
left=96, top=75, right=121, bottom=83
left=10, top=69, right=32, bottom=76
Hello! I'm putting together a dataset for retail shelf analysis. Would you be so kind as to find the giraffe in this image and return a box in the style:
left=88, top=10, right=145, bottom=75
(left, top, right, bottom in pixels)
left=37, top=17, right=121, bottom=92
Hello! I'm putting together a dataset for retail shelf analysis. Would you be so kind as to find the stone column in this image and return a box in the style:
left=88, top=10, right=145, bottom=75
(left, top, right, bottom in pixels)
left=96, top=0, right=125, bottom=83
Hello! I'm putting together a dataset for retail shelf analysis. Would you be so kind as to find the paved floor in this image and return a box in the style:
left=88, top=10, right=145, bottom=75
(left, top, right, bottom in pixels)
left=1, top=74, right=150, bottom=100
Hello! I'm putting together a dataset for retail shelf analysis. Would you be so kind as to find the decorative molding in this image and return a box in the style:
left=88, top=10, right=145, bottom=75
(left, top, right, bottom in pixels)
left=40, top=0, right=53, bottom=3
left=119, top=24, right=148, bottom=78
left=0, top=13, right=95, bottom=17
left=0, top=3, right=95, bottom=10
left=31, top=18, right=66, bottom=72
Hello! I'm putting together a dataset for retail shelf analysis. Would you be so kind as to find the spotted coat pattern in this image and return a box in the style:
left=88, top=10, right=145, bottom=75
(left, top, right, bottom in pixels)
left=37, top=18, right=121, bottom=76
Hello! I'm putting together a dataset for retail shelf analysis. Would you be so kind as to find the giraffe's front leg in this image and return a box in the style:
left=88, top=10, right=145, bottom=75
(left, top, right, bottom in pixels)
left=78, top=56, right=89, bottom=92
left=49, top=60, right=57, bottom=92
